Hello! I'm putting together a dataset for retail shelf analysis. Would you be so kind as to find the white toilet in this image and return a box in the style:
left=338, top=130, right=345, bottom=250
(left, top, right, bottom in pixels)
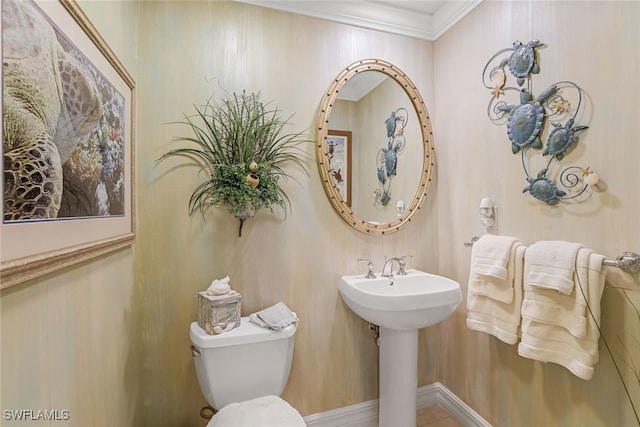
left=189, top=317, right=305, bottom=426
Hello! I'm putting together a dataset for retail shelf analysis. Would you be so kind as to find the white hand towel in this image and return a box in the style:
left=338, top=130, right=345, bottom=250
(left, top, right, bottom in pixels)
left=525, top=240, right=583, bottom=295
left=518, top=251, right=606, bottom=380
left=470, top=239, right=520, bottom=304
left=466, top=244, right=525, bottom=345
left=472, top=234, right=521, bottom=280
left=249, top=302, right=299, bottom=331
left=521, top=248, right=591, bottom=338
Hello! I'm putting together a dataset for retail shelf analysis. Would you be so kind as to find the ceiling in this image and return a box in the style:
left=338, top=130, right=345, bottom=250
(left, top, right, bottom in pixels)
left=234, top=0, right=483, bottom=41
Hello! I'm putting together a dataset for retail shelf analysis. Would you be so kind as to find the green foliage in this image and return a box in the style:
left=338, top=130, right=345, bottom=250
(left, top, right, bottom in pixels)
left=157, top=91, right=309, bottom=222
left=209, top=162, right=283, bottom=216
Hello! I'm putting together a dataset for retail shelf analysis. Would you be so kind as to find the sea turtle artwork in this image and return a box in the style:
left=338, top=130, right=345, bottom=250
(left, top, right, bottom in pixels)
left=484, top=39, right=596, bottom=205
left=3, top=0, right=125, bottom=221
left=500, top=40, right=541, bottom=86
left=330, top=169, right=343, bottom=184
left=385, top=111, right=398, bottom=138
left=377, top=165, right=387, bottom=185
left=374, top=108, right=408, bottom=207
left=522, top=169, right=566, bottom=205
left=381, top=141, right=399, bottom=177
left=374, top=188, right=391, bottom=207
left=543, top=118, right=589, bottom=160
left=497, top=85, right=558, bottom=154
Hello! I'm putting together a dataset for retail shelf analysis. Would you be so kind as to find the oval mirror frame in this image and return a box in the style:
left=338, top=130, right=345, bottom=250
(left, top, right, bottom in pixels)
left=316, top=59, right=435, bottom=235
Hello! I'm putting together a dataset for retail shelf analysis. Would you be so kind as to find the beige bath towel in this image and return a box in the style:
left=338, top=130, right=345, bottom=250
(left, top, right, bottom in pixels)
left=470, top=234, right=521, bottom=304
left=518, top=251, right=606, bottom=380
left=521, top=248, right=590, bottom=338
left=525, top=240, right=583, bottom=295
left=466, top=243, right=526, bottom=345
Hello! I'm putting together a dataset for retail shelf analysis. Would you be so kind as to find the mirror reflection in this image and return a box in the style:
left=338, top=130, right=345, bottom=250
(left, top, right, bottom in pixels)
left=329, top=72, right=423, bottom=224
left=316, top=59, right=434, bottom=234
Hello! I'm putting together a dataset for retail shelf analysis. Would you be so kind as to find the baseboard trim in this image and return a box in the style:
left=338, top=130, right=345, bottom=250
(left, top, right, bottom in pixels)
left=303, top=382, right=491, bottom=427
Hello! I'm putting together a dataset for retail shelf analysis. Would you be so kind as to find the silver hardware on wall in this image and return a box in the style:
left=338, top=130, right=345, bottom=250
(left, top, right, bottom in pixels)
left=602, top=252, right=640, bottom=274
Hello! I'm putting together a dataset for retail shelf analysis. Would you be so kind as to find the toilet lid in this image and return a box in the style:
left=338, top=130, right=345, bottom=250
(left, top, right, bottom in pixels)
left=206, top=396, right=305, bottom=427
left=190, top=317, right=297, bottom=349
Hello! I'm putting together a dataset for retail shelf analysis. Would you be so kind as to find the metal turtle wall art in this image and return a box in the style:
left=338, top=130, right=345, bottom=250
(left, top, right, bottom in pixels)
left=483, top=40, right=598, bottom=205
left=500, top=40, right=542, bottom=86
left=374, top=107, right=408, bottom=207
left=523, top=169, right=566, bottom=205
left=498, top=86, right=557, bottom=153
left=543, top=118, right=589, bottom=160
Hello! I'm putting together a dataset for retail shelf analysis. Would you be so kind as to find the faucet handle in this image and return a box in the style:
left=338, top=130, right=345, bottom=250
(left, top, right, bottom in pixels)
left=397, top=255, right=413, bottom=275
left=357, top=258, right=376, bottom=279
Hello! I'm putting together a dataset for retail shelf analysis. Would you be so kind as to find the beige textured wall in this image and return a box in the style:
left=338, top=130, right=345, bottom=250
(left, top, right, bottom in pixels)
left=138, top=2, right=436, bottom=424
left=433, top=1, right=640, bottom=426
left=1, top=1, right=638, bottom=427
left=1, top=1, right=139, bottom=426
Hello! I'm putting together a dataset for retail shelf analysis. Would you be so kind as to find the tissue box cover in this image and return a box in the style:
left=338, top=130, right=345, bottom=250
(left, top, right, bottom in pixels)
left=198, top=291, right=241, bottom=334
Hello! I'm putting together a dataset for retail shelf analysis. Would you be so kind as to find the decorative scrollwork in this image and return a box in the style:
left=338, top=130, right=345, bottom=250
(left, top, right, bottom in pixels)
left=483, top=40, right=598, bottom=205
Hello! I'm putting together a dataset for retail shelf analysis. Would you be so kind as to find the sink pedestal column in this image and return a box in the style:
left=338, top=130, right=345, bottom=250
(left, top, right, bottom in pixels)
left=378, top=327, right=418, bottom=427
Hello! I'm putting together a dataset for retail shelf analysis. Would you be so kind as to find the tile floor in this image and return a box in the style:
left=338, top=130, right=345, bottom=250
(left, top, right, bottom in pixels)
left=416, top=405, right=463, bottom=427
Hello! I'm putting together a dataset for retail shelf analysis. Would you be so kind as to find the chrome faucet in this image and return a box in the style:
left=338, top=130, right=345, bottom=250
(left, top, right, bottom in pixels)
left=382, top=255, right=413, bottom=277
left=382, top=257, right=402, bottom=277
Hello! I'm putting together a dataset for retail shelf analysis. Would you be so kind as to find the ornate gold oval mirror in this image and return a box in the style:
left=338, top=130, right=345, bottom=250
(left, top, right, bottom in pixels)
left=316, top=59, right=434, bottom=234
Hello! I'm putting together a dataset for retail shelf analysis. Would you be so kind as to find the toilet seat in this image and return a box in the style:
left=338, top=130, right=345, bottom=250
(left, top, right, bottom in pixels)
left=207, top=395, right=305, bottom=427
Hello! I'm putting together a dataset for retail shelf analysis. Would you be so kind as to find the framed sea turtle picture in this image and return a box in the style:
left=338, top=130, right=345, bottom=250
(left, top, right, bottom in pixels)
left=0, top=0, right=135, bottom=288
left=326, top=130, right=352, bottom=207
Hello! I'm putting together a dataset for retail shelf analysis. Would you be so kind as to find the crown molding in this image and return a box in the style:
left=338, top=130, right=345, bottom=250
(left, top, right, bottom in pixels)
left=233, top=1, right=482, bottom=41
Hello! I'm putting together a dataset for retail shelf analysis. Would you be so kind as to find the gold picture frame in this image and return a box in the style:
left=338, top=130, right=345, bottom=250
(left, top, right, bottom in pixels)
left=1, top=0, right=135, bottom=288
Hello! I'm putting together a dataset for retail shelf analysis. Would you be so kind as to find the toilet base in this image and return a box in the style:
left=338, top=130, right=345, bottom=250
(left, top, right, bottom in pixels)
left=207, top=395, right=305, bottom=427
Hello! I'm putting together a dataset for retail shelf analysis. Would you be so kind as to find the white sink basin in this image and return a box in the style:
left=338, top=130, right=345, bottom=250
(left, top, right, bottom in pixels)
left=339, top=269, right=462, bottom=330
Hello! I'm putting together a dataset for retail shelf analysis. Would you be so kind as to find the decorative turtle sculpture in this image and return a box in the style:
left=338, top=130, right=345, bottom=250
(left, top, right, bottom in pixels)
left=497, top=85, right=558, bottom=154
left=377, top=165, right=387, bottom=185
left=374, top=188, right=391, bottom=207
left=543, top=118, right=589, bottom=160
left=500, top=40, right=541, bottom=86
left=522, top=169, right=566, bottom=205
left=381, top=141, right=399, bottom=177
left=385, top=111, right=397, bottom=138
left=3, top=0, right=103, bottom=220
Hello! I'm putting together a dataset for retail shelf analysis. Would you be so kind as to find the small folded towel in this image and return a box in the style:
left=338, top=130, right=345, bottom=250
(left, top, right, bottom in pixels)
left=249, top=302, right=299, bottom=331
left=466, top=243, right=526, bottom=345
left=472, top=234, right=521, bottom=281
left=521, top=248, right=591, bottom=338
left=518, top=251, right=606, bottom=380
left=525, top=240, right=583, bottom=295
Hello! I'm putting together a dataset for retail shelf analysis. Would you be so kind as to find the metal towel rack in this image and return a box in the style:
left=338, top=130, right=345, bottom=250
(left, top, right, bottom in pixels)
left=463, top=236, right=640, bottom=274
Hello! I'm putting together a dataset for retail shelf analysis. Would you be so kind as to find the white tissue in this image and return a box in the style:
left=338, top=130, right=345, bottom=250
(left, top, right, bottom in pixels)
left=205, top=276, right=231, bottom=296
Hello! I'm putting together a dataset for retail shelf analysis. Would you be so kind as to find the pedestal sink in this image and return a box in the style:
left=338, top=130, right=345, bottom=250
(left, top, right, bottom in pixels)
left=339, top=269, right=462, bottom=427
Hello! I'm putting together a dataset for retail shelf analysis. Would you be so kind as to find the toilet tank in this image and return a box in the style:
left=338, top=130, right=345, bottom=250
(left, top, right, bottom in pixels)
left=189, top=318, right=297, bottom=410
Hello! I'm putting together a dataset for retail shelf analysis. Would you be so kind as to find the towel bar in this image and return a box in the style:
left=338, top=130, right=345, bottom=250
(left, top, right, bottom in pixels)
left=463, top=236, right=640, bottom=274
left=602, top=252, right=640, bottom=274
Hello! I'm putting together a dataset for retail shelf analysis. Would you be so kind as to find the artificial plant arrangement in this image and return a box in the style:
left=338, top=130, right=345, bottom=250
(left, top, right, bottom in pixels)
left=157, top=90, right=309, bottom=236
